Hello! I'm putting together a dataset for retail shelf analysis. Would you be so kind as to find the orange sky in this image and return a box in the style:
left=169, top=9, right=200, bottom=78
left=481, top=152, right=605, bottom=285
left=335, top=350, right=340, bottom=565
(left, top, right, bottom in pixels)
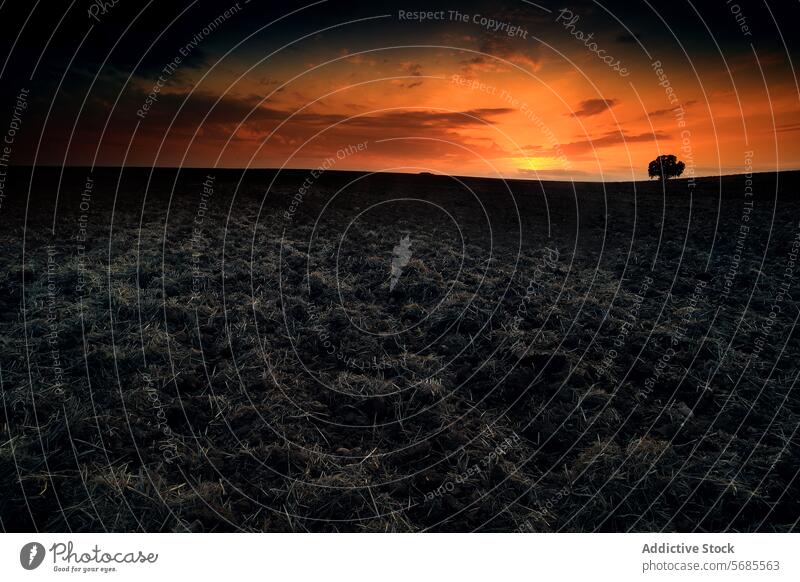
left=5, top=1, right=799, bottom=181
left=116, top=39, right=799, bottom=181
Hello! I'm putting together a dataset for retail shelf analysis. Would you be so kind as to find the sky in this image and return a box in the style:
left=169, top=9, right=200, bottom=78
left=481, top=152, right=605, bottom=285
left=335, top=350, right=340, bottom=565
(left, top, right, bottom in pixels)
left=0, top=0, right=798, bottom=181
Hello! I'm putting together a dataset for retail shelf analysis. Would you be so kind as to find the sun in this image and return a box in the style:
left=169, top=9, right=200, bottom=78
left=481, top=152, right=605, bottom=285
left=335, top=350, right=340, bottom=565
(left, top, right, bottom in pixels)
left=512, top=156, right=563, bottom=173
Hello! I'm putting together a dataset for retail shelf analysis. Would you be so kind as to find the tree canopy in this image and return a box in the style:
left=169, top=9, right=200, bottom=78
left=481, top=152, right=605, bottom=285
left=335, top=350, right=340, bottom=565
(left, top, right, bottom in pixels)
left=648, top=154, right=686, bottom=180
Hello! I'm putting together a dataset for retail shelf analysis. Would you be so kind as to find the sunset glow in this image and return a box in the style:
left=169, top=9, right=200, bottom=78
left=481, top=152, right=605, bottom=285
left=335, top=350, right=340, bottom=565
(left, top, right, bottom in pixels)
left=1, top=0, right=798, bottom=180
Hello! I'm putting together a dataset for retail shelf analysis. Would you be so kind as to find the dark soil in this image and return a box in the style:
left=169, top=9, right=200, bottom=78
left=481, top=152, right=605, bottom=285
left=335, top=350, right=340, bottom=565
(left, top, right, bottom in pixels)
left=1, top=167, right=798, bottom=532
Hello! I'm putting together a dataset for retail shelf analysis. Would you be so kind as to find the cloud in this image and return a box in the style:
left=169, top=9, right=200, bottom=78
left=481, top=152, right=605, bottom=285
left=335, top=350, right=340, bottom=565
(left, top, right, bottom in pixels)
left=571, top=98, right=619, bottom=118
left=343, top=53, right=378, bottom=66
left=460, top=35, right=543, bottom=74
left=479, top=37, right=542, bottom=71
left=392, top=62, right=424, bottom=88
left=774, top=122, right=800, bottom=133
left=136, top=86, right=513, bottom=132
left=561, top=130, right=670, bottom=154
left=45, top=85, right=517, bottom=165
left=525, top=130, right=670, bottom=157
left=398, top=62, right=422, bottom=76
left=647, top=100, right=697, bottom=118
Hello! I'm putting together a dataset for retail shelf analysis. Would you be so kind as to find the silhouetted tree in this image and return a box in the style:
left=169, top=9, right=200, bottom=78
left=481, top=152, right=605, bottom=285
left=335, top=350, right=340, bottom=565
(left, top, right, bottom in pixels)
left=648, top=154, right=685, bottom=180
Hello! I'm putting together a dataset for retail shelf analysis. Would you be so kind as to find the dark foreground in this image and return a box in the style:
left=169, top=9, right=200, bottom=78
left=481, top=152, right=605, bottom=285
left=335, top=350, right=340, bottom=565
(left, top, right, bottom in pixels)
left=1, top=168, right=799, bottom=532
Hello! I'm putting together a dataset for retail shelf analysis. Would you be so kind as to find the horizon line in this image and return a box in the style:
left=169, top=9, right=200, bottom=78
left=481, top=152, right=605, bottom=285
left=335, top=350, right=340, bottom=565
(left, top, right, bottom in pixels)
left=8, top=164, right=799, bottom=185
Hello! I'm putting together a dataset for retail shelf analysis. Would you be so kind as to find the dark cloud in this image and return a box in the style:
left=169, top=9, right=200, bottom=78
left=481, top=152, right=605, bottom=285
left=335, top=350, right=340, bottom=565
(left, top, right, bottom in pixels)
left=561, top=130, right=670, bottom=154
left=132, top=88, right=512, bottom=131
left=774, top=122, right=800, bottom=134
left=475, top=36, right=542, bottom=71
left=571, top=98, right=619, bottom=118
left=14, top=80, right=515, bottom=164
left=526, top=130, right=670, bottom=157
left=394, top=62, right=424, bottom=88
left=398, top=62, right=422, bottom=76
left=647, top=100, right=697, bottom=118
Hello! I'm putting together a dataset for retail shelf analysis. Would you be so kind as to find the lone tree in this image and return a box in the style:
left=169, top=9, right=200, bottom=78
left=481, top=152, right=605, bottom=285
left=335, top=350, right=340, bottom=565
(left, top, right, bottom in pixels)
left=648, top=154, right=685, bottom=180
